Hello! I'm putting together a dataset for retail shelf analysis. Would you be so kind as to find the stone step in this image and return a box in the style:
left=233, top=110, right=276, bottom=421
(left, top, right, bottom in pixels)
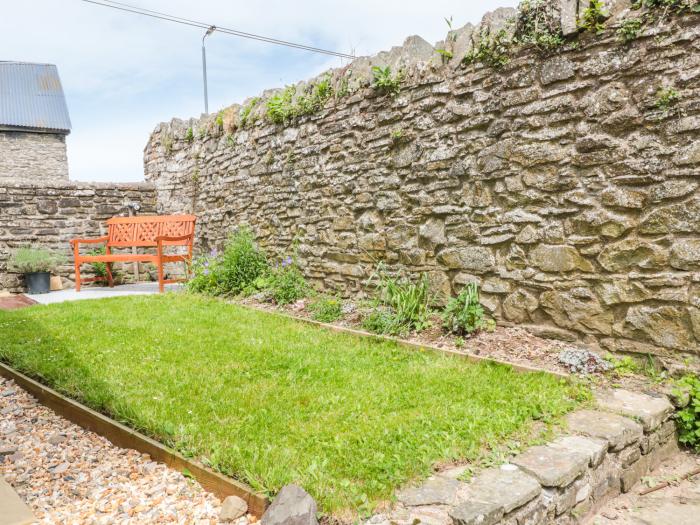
left=0, top=476, right=35, bottom=525
left=594, top=388, right=674, bottom=433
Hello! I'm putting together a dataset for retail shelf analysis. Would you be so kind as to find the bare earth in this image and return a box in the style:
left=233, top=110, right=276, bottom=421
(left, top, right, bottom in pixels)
left=0, top=377, right=251, bottom=525
left=589, top=450, right=700, bottom=525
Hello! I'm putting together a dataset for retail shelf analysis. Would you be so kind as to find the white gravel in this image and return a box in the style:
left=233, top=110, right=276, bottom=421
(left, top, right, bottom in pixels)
left=0, top=377, right=253, bottom=525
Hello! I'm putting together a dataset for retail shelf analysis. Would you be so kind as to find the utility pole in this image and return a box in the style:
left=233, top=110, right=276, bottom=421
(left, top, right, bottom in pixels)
left=202, top=25, right=216, bottom=114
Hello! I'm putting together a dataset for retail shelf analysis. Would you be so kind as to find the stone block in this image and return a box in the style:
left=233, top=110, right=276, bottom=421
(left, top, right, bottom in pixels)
left=512, top=445, right=589, bottom=488
left=566, top=410, right=643, bottom=451
left=463, top=464, right=541, bottom=514
left=548, top=435, right=608, bottom=468
left=449, top=499, right=503, bottom=525
left=594, top=389, right=674, bottom=433
left=397, top=476, right=461, bottom=507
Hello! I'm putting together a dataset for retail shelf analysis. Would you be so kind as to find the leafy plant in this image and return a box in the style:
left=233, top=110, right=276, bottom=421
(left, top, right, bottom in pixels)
left=371, top=66, right=403, bottom=97
left=240, top=97, right=260, bottom=128
left=604, top=353, right=641, bottom=376
left=463, top=27, right=513, bottom=68
left=266, top=86, right=297, bottom=125
left=215, top=112, right=224, bottom=131
left=309, top=295, right=343, bottom=323
left=390, top=128, right=404, bottom=143
left=442, top=283, right=494, bottom=336
left=185, top=127, right=194, bottom=143
left=8, top=247, right=65, bottom=273
left=674, top=375, right=700, bottom=452
left=266, top=257, right=309, bottom=305
left=578, top=0, right=608, bottom=34
left=187, top=228, right=269, bottom=296
left=516, top=0, right=566, bottom=52
left=656, top=86, right=680, bottom=112
left=617, top=17, right=644, bottom=42
left=364, top=264, right=432, bottom=335
left=88, top=246, right=108, bottom=279
left=435, top=48, right=454, bottom=60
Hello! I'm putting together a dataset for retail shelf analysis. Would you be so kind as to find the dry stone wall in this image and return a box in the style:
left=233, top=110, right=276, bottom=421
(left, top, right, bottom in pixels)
left=0, top=182, right=156, bottom=292
left=0, top=131, right=69, bottom=183
left=145, top=1, right=700, bottom=359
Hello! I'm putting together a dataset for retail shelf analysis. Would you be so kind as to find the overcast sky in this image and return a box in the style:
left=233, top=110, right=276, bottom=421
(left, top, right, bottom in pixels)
left=1, top=0, right=517, bottom=182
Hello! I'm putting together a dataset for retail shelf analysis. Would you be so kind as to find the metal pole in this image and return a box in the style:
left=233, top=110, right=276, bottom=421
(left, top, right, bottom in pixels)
left=202, top=26, right=215, bottom=114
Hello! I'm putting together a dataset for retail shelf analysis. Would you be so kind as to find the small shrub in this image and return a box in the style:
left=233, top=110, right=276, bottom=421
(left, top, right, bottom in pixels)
left=673, top=375, right=700, bottom=452
left=185, top=127, right=194, bottom=143
left=363, top=265, right=432, bottom=335
left=617, top=18, right=644, bottom=42
left=187, top=228, right=268, bottom=296
left=371, top=66, right=403, bottom=97
left=578, top=0, right=608, bottom=34
left=656, top=86, right=680, bottom=112
left=442, top=283, right=494, bottom=336
left=267, top=257, right=309, bottom=305
left=88, top=246, right=108, bottom=279
left=215, top=112, right=224, bottom=131
left=463, top=27, right=513, bottom=68
left=309, top=295, right=343, bottom=323
left=266, top=86, right=296, bottom=125
left=240, top=97, right=259, bottom=128
left=8, top=247, right=64, bottom=274
left=516, top=0, right=566, bottom=52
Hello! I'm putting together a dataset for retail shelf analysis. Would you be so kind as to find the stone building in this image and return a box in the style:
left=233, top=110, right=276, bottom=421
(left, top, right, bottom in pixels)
left=0, top=61, right=71, bottom=182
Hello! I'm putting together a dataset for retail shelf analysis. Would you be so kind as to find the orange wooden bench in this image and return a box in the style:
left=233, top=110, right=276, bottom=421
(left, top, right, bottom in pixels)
left=70, top=215, right=196, bottom=293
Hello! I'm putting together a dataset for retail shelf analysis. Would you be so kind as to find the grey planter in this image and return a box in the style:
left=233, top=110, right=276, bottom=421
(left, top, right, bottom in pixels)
left=25, top=272, right=51, bottom=295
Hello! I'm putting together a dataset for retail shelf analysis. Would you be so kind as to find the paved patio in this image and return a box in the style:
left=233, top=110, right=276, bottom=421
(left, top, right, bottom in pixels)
left=26, top=283, right=183, bottom=305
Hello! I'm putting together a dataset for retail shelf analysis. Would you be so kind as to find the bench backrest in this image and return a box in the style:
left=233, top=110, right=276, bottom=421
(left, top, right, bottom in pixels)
left=106, top=215, right=196, bottom=247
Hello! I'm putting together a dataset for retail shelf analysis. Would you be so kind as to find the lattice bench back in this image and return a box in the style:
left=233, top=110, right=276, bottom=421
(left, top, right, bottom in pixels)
left=106, top=215, right=196, bottom=247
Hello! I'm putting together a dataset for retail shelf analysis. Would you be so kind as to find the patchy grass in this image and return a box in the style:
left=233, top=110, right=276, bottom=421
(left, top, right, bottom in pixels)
left=0, top=294, right=585, bottom=516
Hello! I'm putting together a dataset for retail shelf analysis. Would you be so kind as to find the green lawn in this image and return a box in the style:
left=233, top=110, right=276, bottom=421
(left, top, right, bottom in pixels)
left=0, top=294, right=584, bottom=515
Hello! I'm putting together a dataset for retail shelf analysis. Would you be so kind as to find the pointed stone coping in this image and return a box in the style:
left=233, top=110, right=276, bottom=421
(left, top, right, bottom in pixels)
left=511, top=444, right=589, bottom=488
left=449, top=499, right=503, bottom=525
left=396, top=476, right=461, bottom=506
left=595, top=388, right=674, bottom=432
left=566, top=409, right=643, bottom=451
left=0, top=476, right=35, bottom=525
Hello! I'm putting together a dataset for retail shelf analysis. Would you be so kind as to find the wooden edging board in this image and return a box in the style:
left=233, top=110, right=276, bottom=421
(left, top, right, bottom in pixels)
left=236, top=301, right=570, bottom=380
left=0, top=363, right=269, bottom=517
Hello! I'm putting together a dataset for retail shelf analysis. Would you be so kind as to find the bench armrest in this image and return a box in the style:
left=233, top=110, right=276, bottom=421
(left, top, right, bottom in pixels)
left=70, top=236, right=108, bottom=246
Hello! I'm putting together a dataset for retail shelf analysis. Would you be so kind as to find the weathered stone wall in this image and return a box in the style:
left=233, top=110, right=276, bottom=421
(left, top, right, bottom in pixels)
left=0, top=131, right=69, bottom=182
left=145, top=2, right=700, bottom=358
left=0, top=182, right=156, bottom=292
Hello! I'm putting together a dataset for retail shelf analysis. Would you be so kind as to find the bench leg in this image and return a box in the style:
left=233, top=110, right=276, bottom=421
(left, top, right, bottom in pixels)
left=105, top=262, right=114, bottom=288
left=157, top=262, right=164, bottom=293
left=74, top=261, right=81, bottom=292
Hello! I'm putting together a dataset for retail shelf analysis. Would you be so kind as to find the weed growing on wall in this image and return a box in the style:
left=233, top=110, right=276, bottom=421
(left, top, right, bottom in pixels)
left=516, top=0, right=566, bottom=52
left=617, top=18, right=644, bottom=42
left=656, top=86, right=680, bottom=113
left=371, top=66, right=403, bottom=97
left=239, top=97, right=259, bottom=128
left=185, top=127, right=194, bottom=143
left=578, top=0, right=609, bottom=34
left=463, top=26, right=513, bottom=68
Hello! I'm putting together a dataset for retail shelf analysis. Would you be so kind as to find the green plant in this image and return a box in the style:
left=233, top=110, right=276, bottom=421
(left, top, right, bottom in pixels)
left=187, top=228, right=269, bottom=296
left=578, top=0, right=608, bottom=34
left=266, top=85, right=296, bottom=125
left=673, top=375, right=700, bottom=452
left=364, top=265, right=432, bottom=335
left=371, top=66, right=403, bottom=97
left=215, top=112, right=224, bottom=130
left=435, top=48, right=454, bottom=60
left=390, top=128, right=404, bottom=143
left=309, top=295, right=343, bottom=323
left=240, top=97, right=259, bottom=128
left=442, top=283, right=495, bottom=336
left=162, top=133, right=174, bottom=155
left=267, top=257, right=309, bottom=305
left=463, top=27, right=513, bottom=68
left=87, top=246, right=108, bottom=279
left=604, top=353, right=642, bottom=376
left=7, top=247, right=64, bottom=274
left=617, top=17, right=644, bottom=42
left=185, top=127, right=194, bottom=143
left=656, top=86, right=680, bottom=112
left=516, top=0, right=566, bottom=52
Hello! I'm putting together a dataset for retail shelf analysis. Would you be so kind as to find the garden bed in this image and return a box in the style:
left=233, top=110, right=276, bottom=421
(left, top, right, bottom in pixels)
left=0, top=293, right=586, bottom=518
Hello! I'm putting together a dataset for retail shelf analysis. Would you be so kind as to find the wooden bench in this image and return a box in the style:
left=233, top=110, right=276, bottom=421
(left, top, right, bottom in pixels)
left=70, top=215, right=196, bottom=293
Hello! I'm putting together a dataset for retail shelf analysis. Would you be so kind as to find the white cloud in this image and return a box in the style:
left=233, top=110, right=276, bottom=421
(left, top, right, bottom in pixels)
left=1, top=0, right=518, bottom=182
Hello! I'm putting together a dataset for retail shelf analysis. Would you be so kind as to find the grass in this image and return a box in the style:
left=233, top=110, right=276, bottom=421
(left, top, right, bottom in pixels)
left=0, top=294, right=585, bottom=516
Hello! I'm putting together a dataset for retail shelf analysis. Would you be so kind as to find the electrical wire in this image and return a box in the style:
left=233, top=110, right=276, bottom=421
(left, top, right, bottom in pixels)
left=79, top=0, right=356, bottom=59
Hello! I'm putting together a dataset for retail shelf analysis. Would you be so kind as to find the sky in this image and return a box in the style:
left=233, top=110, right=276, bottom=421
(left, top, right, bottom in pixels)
left=1, top=0, right=517, bottom=182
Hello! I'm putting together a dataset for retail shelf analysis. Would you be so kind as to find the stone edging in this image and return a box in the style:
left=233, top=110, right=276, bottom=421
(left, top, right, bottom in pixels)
left=372, top=388, right=680, bottom=525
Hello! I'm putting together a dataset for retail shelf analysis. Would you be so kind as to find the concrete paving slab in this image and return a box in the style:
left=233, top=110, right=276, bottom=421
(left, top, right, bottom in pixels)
left=0, top=476, right=35, bottom=525
left=27, top=283, right=183, bottom=305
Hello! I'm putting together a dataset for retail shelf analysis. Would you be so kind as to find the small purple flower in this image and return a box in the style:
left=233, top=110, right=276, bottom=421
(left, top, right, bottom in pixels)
left=203, top=269, right=210, bottom=276
left=282, top=256, right=293, bottom=267
left=210, top=248, right=218, bottom=258
left=204, top=260, right=210, bottom=268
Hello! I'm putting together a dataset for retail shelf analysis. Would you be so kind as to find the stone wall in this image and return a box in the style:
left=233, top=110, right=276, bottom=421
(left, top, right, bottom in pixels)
left=0, top=182, right=156, bottom=292
left=144, top=1, right=700, bottom=358
left=0, top=131, right=69, bottom=182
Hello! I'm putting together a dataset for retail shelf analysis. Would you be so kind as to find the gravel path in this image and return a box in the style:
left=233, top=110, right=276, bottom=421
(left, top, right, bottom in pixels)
left=0, top=377, right=252, bottom=524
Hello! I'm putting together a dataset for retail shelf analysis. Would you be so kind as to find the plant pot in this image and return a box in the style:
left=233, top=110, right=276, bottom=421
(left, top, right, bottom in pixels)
left=25, top=272, right=51, bottom=295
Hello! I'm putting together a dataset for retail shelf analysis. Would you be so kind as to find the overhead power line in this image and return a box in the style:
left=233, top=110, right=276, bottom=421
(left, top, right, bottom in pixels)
left=79, top=0, right=356, bottom=60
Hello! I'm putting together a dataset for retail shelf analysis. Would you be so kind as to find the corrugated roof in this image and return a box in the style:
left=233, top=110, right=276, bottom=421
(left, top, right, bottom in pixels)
left=0, top=61, right=71, bottom=133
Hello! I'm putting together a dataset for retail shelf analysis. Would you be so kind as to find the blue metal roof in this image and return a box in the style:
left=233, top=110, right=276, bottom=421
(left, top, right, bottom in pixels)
left=0, top=62, right=71, bottom=133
